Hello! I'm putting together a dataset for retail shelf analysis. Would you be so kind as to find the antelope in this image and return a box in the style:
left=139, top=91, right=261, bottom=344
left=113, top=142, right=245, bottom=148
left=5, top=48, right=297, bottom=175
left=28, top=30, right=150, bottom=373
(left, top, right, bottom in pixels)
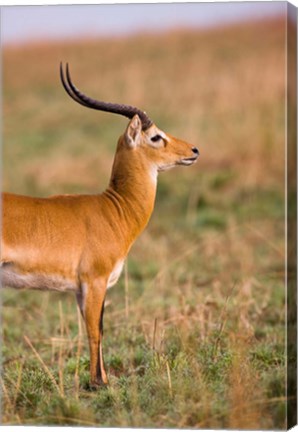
left=1, top=63, right=199, bottom=388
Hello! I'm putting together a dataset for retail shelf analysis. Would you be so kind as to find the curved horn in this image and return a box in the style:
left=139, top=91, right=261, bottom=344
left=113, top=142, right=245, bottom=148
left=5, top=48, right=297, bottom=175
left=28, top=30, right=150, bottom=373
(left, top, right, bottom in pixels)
left=60, top=62, right=153, bottom=131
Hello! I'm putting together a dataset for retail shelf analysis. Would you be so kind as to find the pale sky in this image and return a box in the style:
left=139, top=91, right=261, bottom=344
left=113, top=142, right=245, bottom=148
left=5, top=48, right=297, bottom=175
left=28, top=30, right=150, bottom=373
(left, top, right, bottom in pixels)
left=1, top=2, right=286, bottom=45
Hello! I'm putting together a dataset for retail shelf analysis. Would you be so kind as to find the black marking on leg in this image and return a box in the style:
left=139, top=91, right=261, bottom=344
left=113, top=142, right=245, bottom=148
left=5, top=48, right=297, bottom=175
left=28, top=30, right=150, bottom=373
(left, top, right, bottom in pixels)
left=99, top=297, right=106, bottom=336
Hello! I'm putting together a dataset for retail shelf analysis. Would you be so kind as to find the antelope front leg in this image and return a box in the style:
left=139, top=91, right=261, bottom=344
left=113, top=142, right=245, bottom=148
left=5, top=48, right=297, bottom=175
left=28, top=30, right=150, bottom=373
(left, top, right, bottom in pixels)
left=84, top=278, right=108, bottom=388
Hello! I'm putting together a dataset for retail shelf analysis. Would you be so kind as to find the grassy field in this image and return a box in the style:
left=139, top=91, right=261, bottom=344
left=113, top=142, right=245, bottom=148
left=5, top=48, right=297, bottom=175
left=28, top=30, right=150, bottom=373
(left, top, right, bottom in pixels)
left=1, top=18, right=287, bottom=428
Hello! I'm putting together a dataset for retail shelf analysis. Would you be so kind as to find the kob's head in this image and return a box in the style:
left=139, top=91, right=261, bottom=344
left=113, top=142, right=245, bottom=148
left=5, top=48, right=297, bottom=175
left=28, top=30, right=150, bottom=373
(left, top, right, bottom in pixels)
left=60, top=63, right=199, bottom=173
left=122, top=115, right=199, bottom=172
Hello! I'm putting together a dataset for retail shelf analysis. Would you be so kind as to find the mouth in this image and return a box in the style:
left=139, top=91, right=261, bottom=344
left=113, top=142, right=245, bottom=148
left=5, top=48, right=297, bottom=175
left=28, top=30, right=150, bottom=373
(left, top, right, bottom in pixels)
left=177, top=156, right=198, bottom=166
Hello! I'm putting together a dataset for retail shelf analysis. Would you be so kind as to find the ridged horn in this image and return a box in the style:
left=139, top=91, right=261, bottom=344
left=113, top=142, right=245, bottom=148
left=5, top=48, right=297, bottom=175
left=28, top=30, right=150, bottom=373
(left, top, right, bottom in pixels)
left=60, top=62, right=153, bottom=131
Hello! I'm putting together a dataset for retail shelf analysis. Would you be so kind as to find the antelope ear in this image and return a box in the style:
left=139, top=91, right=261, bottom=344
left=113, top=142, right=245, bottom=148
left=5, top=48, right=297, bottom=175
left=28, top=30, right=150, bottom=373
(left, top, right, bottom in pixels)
left=125, top=115, right=142, bottom=148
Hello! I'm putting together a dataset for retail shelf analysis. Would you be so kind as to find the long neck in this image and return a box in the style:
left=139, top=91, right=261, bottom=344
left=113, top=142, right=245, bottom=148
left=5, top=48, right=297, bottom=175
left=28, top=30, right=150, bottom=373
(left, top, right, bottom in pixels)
left=103, top=150, right=158, bottom=246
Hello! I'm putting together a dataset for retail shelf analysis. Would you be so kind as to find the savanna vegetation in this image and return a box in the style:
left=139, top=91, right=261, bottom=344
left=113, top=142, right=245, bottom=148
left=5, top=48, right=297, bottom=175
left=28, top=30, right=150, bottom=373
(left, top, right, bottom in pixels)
left=1, top=17, right=287, bottom=428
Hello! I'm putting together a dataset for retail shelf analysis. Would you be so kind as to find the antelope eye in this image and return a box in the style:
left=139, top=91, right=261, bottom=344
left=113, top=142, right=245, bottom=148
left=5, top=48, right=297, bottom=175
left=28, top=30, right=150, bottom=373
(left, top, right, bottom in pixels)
left=151, top=134, right=162, bottom=143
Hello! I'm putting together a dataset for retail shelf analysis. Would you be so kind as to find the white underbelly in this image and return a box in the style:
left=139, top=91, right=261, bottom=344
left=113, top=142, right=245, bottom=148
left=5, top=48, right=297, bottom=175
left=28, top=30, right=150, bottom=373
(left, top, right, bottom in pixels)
left=1, top=259, right=125, bottom=291
left=0, top=263, right=77, bottom=292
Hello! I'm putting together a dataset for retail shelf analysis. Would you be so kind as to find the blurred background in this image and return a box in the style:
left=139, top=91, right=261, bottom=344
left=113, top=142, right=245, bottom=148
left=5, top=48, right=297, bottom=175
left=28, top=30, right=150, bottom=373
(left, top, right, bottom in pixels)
left=1, top=3, right=285, bottom=43
left=1, top=2, right=288, bottom=428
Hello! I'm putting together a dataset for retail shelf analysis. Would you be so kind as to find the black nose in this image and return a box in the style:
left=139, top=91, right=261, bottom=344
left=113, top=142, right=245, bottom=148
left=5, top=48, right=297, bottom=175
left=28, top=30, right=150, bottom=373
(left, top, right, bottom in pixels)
left=192, top=147, right=199, bottom=156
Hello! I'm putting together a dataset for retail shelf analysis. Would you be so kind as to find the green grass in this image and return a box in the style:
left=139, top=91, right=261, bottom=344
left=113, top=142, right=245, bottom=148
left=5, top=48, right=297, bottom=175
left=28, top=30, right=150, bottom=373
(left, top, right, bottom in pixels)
left=1, top=18, right=287, bottom=428
left=1, top=236, right=286, bottom=428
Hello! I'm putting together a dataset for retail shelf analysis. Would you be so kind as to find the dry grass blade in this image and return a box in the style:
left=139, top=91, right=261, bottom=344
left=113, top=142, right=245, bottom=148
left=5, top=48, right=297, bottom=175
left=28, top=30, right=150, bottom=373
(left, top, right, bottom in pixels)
left=3, top=372, right=34, bottom=409
left=43, top=415, right=98, bottom=426
left=152, top=317, right=158, bottom=351
left=58, top=301, right=65, bottom=397
left=0, top=375, right=22, bottom=424
left=124, top=259, right=129, bottom=319
left=12, top=359, right=24, bottom=412
left=165, top=360, right=173, bottom=399
left=74, top=304, right=83, bottom=399
left=23, top=335, right=63, bottom=398
left=212, top=281, right=237, bottom=358
left=0, top=375, right=13, bottom=413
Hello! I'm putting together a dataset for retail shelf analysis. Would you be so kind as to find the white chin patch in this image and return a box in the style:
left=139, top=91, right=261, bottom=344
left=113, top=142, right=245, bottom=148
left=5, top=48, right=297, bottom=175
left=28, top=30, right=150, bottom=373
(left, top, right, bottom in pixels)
left=178, top=158, right=197, bottom=166
left=181, top=160, right=194, bottom=166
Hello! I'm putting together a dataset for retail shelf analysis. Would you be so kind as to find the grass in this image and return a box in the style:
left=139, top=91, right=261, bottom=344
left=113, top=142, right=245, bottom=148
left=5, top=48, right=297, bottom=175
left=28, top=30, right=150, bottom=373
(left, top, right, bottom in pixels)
left=1, top=17, right=287, bottom=428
